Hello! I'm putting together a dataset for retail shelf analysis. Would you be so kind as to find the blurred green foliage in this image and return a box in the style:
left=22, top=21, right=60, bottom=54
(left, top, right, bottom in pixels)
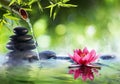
left=0, top=0, right=120, bottom=53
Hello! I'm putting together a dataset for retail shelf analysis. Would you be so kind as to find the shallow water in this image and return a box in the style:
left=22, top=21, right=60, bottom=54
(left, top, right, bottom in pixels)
left=0, top=54, right=120, bottom=84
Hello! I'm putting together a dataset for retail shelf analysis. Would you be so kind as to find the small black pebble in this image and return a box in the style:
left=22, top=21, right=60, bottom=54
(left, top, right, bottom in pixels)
left=14, top=27, right=28, bottom=35
left=100, top=55, right=116, bottom=60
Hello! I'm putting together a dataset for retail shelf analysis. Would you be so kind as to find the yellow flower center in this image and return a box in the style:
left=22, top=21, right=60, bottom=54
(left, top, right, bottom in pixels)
left=81, top=53, right=86, bottom=57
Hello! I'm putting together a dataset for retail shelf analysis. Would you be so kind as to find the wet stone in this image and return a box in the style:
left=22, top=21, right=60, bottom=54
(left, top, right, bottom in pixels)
left=100, top=55, right=116, bottom=60
left=10, top=35, right=33, bottom=42
left=14, top=27, right=28, bottom=35
left=39, top=51, right=56, bottom=59
left=6, top=26, right=39, bottom=62
left=6, top=42, right=36, bottom=51
left=7, top=40, right=35, bottom=45
left=6, top=43, right=15, bottom=50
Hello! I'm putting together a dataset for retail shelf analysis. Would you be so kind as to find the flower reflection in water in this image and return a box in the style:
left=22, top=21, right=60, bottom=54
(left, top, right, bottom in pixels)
left=69, top=65, right=101, bottom=81
left=68, top=47, right=101, bottom=81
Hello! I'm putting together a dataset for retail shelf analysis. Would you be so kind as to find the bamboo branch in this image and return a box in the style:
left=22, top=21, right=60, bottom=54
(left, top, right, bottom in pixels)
left=0, top=0, right=21, bottom=15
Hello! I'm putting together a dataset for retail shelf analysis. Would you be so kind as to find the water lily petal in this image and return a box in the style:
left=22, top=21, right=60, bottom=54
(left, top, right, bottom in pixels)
left=87, top=50, right=97, bottom=63
left=83, top=47, right=89, bottom=54
left=74, top=53, right=81, bottom=64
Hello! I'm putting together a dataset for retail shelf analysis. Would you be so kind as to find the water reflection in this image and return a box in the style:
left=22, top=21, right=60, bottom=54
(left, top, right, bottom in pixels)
left=0, top=53, right=120, bottom=84
left=68, top=65, right=101, bottom=81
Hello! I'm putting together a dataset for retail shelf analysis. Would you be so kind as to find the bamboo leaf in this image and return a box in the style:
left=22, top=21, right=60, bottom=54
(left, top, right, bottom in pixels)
left=53, top=7, right=59, bottom=20
left=0, top=4, right=2, bottom=8
left=17, top=0, right=22, bottom=5
left=22, top=8, right=32, bottom=11
left=0, top=23, right=3, bottom=29
left=9, top=0, right=16, bottom=6
left=5, top=15, right=19, bottom=20
left=3, top=13, right=11, bottom=17
left=60, top=4, right=77, bottom=7
left=0, top=19, right=6, bottom=29
left=0, top=21, right=3, bottom=29
left=28, top=0, right=37, bottom=5
left=3, top=12, right=19, bottom=20
left=63, top=0, right=70, bottom=3
left=37, top=1, right=43, bottom=12
left=2, top=19, right=7, bottom=24
left=46, top=4, right=57, bottom=17
left=45, top=4, right=56, bottom=8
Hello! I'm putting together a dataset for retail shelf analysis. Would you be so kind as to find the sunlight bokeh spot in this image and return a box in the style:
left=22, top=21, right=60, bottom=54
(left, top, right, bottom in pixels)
left=55, top=24, right=66, bottom=35
left=37, top=35, right=51, bottom=48
left=33, top=18, right=47, bottom=37
left=76, top=35, right=85, bottom=45
left=85, top=25, right=96, bottom=37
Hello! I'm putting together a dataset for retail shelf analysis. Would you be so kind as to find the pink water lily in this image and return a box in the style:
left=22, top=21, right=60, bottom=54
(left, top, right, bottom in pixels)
left=69, top=47, right=99, bottom=65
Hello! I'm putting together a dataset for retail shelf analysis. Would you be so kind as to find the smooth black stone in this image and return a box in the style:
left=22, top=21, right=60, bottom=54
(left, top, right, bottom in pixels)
left=39, top=51, right=56, bottom=59
left=10, top=35, right=33, bottom=42
left=100, top=55, right=116, bottom=60
left=14, top=27, right=28, bottom=35
left=6, top=42, right=36, bottom=51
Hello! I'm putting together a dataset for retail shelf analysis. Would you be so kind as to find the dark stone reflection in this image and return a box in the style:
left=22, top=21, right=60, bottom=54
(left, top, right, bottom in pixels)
left=6, top=51, right=38, bottom=65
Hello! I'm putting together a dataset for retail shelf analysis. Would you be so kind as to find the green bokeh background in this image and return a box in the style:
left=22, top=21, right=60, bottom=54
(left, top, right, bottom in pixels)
left=0, top=1, right=120, bottom=84
left=0, top=0, right=120, bottom=54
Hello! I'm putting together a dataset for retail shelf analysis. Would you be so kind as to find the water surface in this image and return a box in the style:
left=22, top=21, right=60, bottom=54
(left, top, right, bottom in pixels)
left=0, top=54, right=120, bottom=84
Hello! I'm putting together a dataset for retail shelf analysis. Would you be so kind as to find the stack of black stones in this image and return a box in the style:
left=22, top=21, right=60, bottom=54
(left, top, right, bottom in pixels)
left=6, top=27, right=38, bottom=64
